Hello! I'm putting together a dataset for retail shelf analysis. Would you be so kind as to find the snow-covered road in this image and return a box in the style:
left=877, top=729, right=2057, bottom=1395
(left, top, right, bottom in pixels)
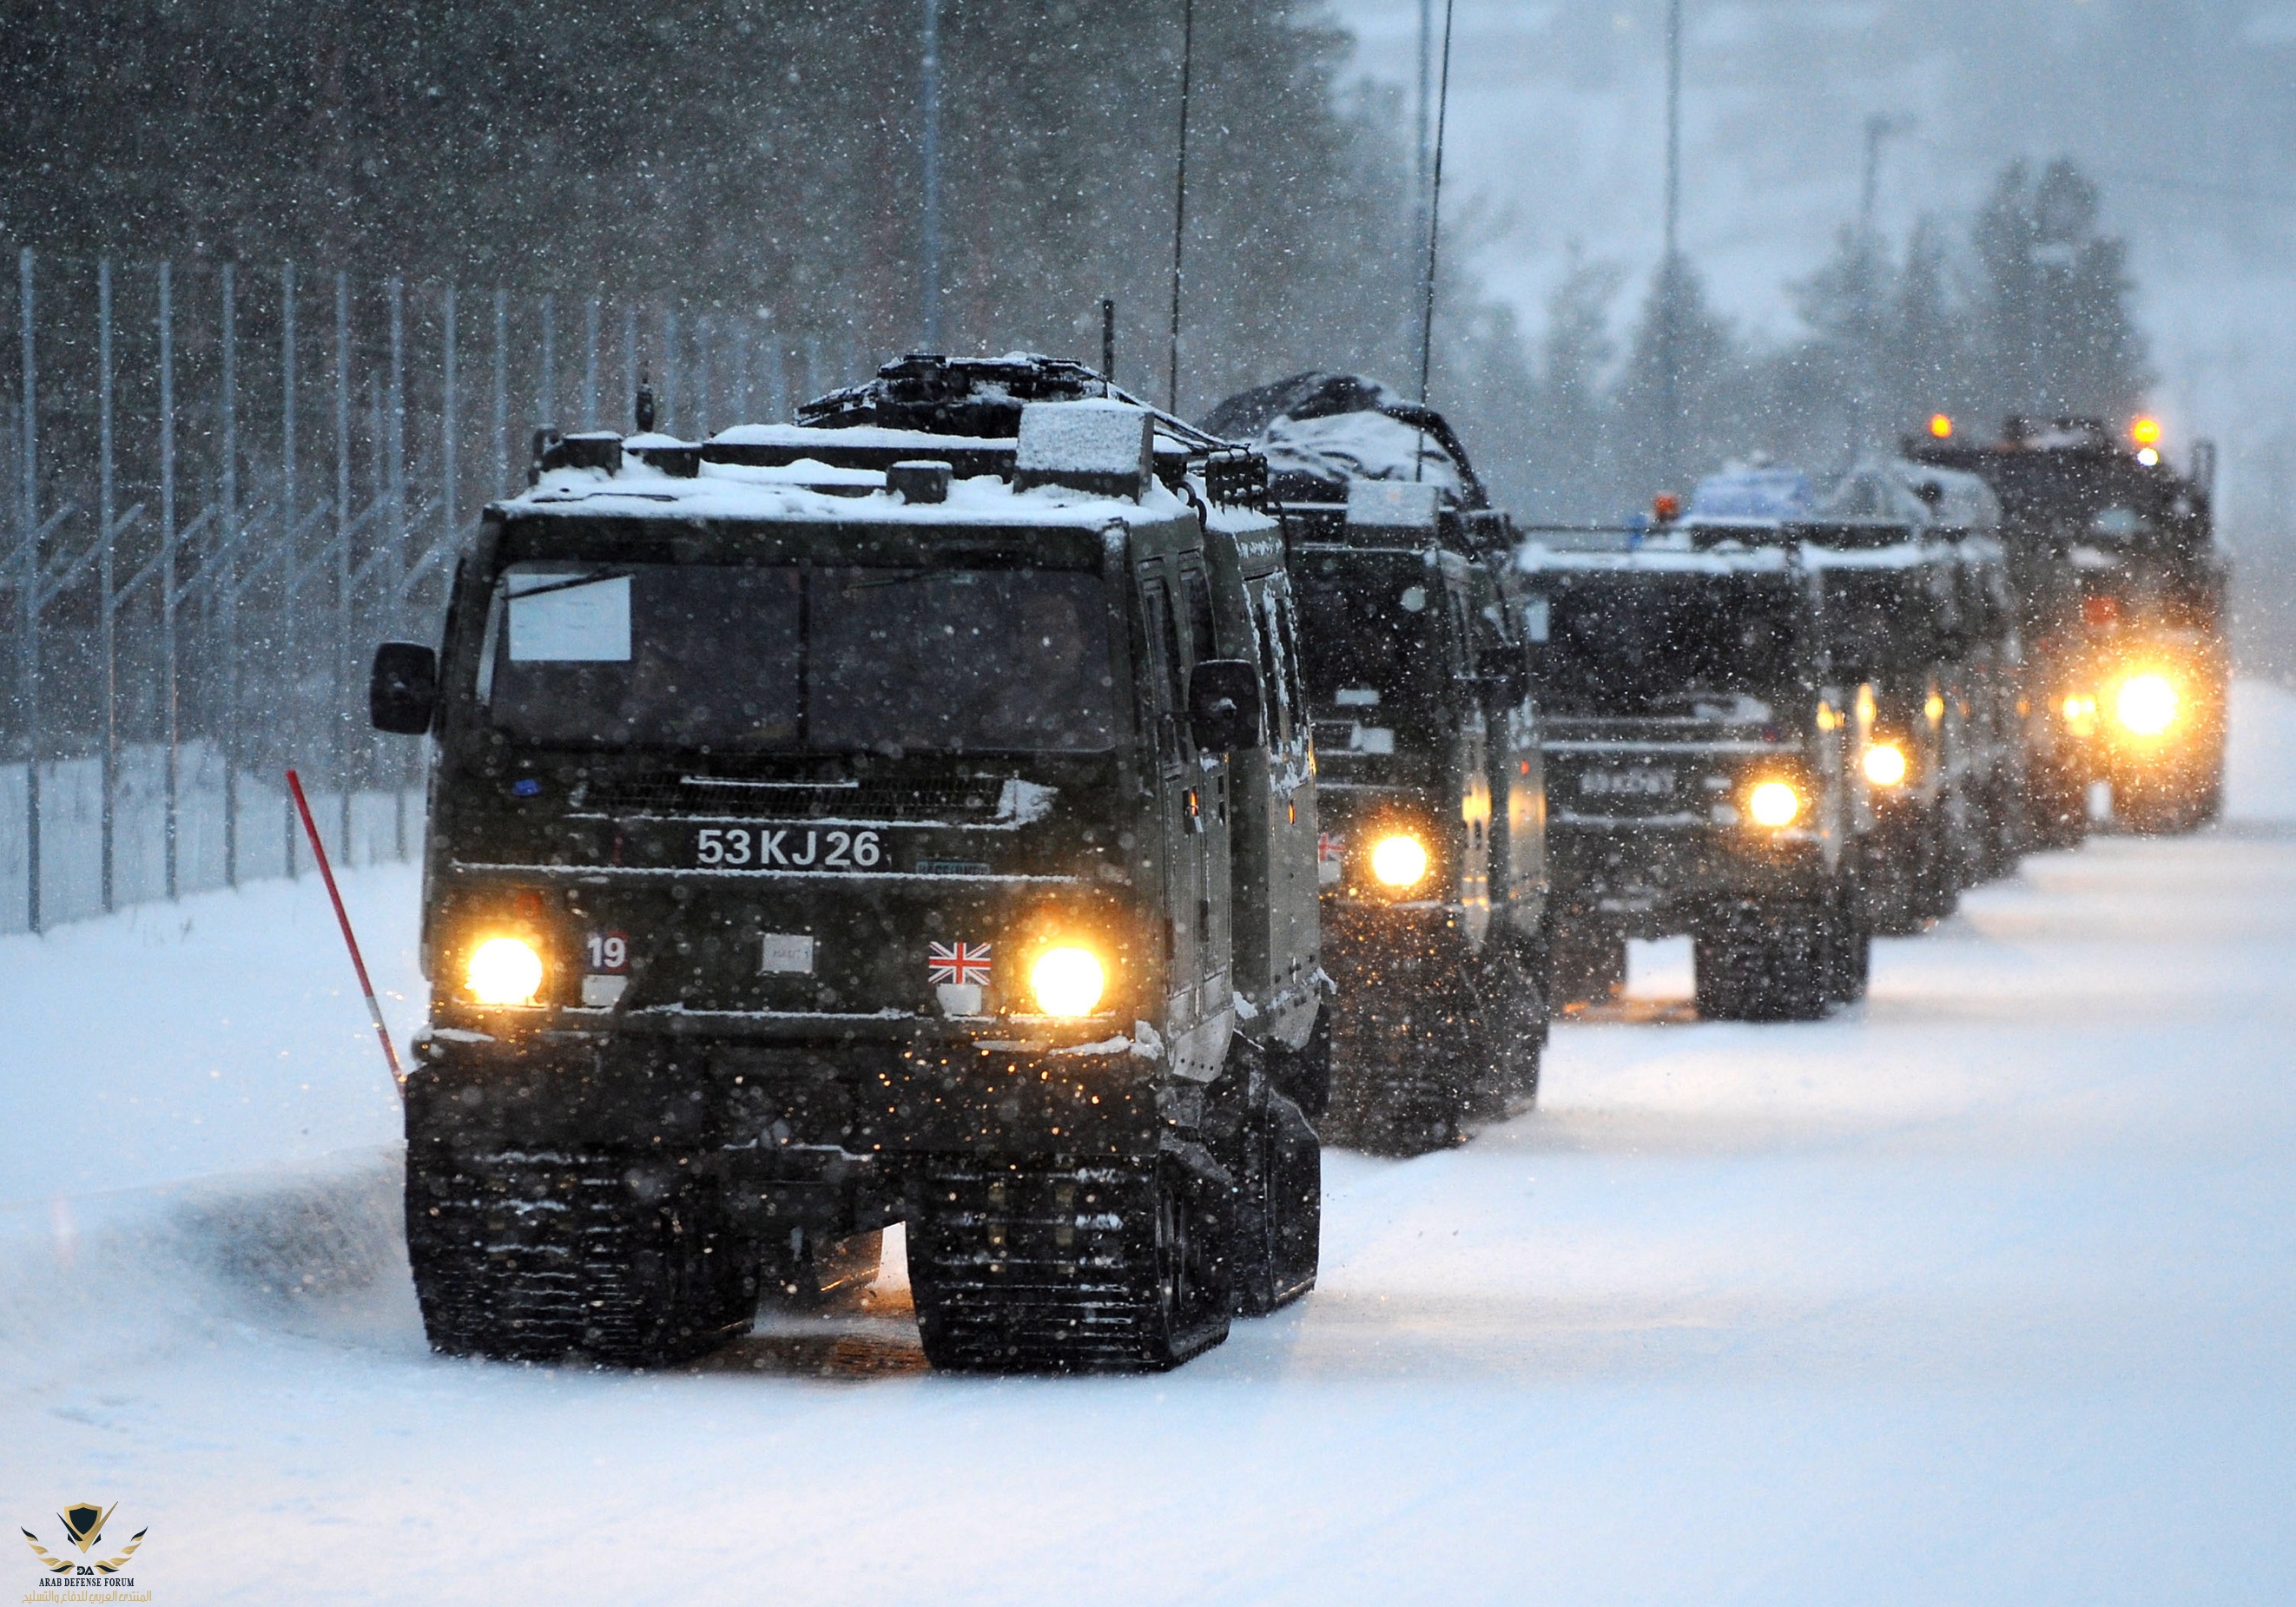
left=8, top=688, right=2296, bottom=1604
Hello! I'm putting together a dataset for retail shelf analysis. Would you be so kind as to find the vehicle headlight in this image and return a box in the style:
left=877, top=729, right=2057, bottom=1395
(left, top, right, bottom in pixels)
left=1369, top=833, right=1430, bottom=887
left=466, top=936, right=544, bottom=1005
left=1747, top=780, right=1801, bottom=828
left=1030, top=946, right=1105, bottom=1017
left=1862, top=743, right=1908, bottom=787
left=2115, top=674, right=2178, bottom=736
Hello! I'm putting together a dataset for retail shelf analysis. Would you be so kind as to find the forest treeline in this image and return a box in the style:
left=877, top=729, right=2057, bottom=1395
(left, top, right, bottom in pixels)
left=1476, top=155, right=2156, bottom=521
left=2, top=0, right=2151, bottom=519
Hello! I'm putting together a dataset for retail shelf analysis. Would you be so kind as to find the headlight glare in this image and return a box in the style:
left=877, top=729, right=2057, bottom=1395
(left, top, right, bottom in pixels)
left=1030, top=946, right=1105, bottom=1017
left=1369, top=833, right=1430, bottom=887
left=1747, top=780, right=1801, bottom=828
left=1862, top=743, right=1908, bottom=787
left=2115, top=673, right=2177, bottom=736
left=466, top=936, right=544, bottom=1005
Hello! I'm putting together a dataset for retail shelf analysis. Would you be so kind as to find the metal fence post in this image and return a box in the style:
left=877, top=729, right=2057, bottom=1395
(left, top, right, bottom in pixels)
left=281, top=260, right=298, bottom=879
left=334, top=272, right=353, bottom=860
left=220, top=260, right=239, bottom=888
left=492, top=288, right=509, bottom=496
left=98, top=258, right=116, bottom=912
left=18, top=247, right=39, bottom=933
left=161, top=260, right=181, bottom=900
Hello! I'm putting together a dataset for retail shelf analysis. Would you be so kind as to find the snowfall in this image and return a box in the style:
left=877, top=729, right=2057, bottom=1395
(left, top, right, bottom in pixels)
left=7, top=689, right=2296, bottom=1604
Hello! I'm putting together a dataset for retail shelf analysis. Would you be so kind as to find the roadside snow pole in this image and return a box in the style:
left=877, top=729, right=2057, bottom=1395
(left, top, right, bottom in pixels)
left=287, top=768, right=406, bottom=1093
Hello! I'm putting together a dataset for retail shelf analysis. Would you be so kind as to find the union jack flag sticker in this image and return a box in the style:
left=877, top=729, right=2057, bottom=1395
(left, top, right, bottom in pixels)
left=928, top=941, right=993, bottom=985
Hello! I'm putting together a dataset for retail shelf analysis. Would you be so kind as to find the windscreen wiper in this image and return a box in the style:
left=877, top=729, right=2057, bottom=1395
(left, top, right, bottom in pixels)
left=505, top=570, right=633, bottom=603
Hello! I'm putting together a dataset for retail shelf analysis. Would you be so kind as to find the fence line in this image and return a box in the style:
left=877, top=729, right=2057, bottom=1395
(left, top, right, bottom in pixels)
left=4, top=247, right=837, bottom=934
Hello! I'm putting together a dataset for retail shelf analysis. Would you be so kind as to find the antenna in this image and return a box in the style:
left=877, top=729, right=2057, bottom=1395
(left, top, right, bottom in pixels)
left=1414, top=0, right=1455, bottom=482
left=1659, top=0, right=1682, bottom=484
left=921, top=0, right=944, bottom=350
left=1167, top=0, right=1196, bottom=414
left=1102, top=297, right=1117, bottom=390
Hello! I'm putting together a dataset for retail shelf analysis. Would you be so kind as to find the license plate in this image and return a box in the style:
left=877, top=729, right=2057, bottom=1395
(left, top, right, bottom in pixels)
left=693, top=826, right=885, bottom=869
left=1579, top=767, right=1675, bottom=798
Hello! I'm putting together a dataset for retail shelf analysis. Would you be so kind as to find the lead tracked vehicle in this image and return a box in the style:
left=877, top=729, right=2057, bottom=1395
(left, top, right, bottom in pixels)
left=1204, top=374, right=1549, bottom=1154
left=1912, top=415, right=2227, bottom=836
left=369, top=355, right=1326, bottom=1373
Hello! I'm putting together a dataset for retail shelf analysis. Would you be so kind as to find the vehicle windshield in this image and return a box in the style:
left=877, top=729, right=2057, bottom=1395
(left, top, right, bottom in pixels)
left=484, top=561, right=1116, bottom=754
left=1821, top=570, right=1936, bottom=679
left=1290, top=550, right=1442, bottom=715
left=1527, top=572, right=1803, bottom=717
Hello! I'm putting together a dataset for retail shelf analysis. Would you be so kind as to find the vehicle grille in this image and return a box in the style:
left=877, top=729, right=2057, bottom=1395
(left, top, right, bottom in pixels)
left=575, top=775, right=1010, bottom=821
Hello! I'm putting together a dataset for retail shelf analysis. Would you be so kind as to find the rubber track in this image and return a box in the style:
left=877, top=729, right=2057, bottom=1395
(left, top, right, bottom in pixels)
left=406, top=1149, right=752, bottom=1365
left=908, top=1159, right=1229, bottom=1373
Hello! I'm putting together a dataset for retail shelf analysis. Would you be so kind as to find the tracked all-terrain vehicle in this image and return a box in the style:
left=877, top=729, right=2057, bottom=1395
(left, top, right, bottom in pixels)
left=1204, top=374, right=1548, bottom=1152
left=1521, top=510, right=1876, bottom=1022
left=369, top=356, right=1324, bottom=1373
left=1911, top=415, right=2227, bottom=836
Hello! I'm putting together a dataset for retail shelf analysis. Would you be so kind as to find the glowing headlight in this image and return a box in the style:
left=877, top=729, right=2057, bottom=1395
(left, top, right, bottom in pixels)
left=1747, top=780, right=1802, bottom=828
left=1030, top=946, right=1105, bottom=1017
left=2115, top=674, right=2178, bottom=736
left=466, top=936, right=544, bottom=1005
left=1862, top=743, right=1908, bottom=787
left=1369, top=833, right=1430, bottom=887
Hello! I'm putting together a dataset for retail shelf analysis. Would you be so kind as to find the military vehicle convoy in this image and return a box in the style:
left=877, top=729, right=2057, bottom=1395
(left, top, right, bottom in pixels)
left=1520, top=459, right=2023, bottom=1021
left=1911, top=416, right=2227, bottom=836
left=1204, top=374, right=1549, bottom=1153
left=368, top=354, right=1325, bottom=1373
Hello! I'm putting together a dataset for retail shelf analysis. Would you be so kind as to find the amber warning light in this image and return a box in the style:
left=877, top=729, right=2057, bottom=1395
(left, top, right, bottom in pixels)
left=2131, top=415, right=2163, bottom=447
left=1929, top=412, right=1953, bottom=439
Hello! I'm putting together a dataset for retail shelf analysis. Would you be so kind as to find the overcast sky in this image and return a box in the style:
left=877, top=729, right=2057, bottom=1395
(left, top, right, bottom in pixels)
left=1324, top=0, right=2296, bottom=524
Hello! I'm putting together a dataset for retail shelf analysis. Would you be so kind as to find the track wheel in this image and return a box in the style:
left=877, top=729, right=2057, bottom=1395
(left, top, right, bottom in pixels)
left=1225, top=1085, right=1323, bottom=1318
left=405, top=1149, right=757, bottom=1366
left=1693, top=905, right=1832, bottom=1022
left=907, top=1154, right=1232, bottom=1373
left=1550, top=926, right=1626, bottom=1008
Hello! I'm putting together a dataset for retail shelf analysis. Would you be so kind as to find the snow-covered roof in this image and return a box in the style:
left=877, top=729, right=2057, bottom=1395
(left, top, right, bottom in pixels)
left=1515, top=539, right=1797, bottom=576
left=709, top=422, right=1013, bottom=458
left=1199, top=372, right=1488, bottom=510
left=1892, top=461, right=2002, bottom=533
left=501, top=455, right=1186, bottom=530
left=1690, top=466, right=1815, bottom=521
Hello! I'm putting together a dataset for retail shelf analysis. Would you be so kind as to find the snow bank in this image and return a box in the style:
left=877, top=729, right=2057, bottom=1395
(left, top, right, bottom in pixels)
left=0, top=864, right=419, bottom=1206
left=0, top=1148, right=412, bottom=1393
left=2227, top=677, right=2296, bottom=825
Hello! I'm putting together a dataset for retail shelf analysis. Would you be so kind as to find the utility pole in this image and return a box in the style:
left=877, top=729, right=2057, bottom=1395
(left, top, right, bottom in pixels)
left=1659, top=0, right=1683, bottom=490
left=1415, top=0, right=1433, bottom=336
left=1849, top=113, right=1913, bottom=459
left=1167, top=0, right=1197, bottom=414
left=921, top=0, right=944, bottom=352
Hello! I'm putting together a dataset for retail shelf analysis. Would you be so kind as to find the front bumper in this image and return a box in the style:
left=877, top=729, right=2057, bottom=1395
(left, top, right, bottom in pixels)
left=1547, top=822, right=1831, bottom=938
left=406, top=1022, right=1182, bottom=1227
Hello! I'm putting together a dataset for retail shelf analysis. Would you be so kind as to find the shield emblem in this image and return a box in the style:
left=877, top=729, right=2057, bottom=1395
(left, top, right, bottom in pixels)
left=60, top=1502, right=114, bottom=1553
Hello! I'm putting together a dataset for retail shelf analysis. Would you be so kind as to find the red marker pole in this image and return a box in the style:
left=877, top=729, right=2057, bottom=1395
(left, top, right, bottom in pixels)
left=287, top=768, right=406, bottom=1093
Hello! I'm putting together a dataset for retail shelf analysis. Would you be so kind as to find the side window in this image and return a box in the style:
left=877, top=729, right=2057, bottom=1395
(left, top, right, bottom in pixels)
left=1446, top=582, right=1476, bottom=676
left=1140, top=573, right=1188, bottom=762
left=1251, top=583, right=1291, bottom=747
left=1179, top=563, right=1217, bottom=668
left=1274, top=592, right=1310, bottom=727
